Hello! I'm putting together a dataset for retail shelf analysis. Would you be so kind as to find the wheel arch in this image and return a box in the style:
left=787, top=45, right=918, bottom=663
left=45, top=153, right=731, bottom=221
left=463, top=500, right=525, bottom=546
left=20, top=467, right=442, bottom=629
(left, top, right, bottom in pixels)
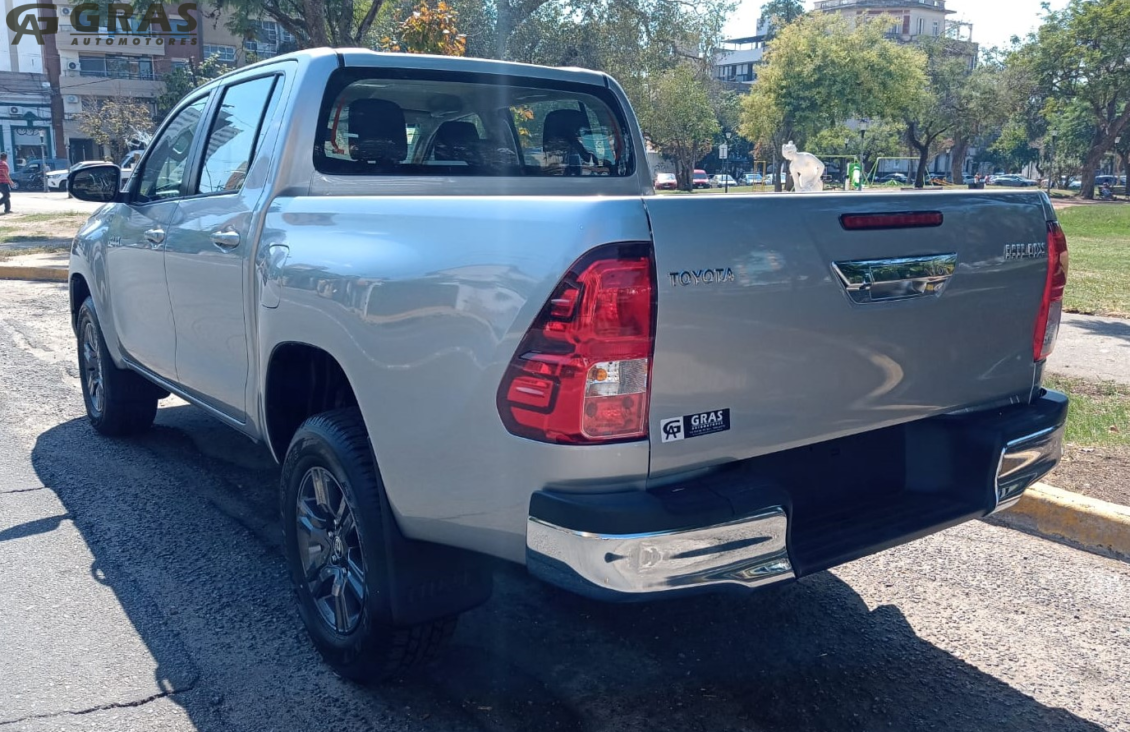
left=263, top=341, right=360, bottom=462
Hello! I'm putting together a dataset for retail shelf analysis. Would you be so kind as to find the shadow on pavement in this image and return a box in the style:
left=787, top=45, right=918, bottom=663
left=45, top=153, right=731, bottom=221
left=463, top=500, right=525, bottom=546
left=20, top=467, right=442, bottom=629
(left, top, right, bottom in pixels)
left=31, top=406, right=1107, bottom=732
left=1068, top=314, right=1130, bottom=344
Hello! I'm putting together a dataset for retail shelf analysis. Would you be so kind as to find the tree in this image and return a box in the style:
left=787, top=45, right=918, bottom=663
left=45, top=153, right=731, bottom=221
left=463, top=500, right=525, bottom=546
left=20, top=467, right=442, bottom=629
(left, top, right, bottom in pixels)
left=78, top=98, right=153, bottom=160
left=759, top=0, right=805, bottom=39
left=1021, top=0, right=1130, bottom=199
left=738, top=14, right=926, bottom=190
left=210, top=0, right=388, bottom=49
left=901, top=39, right=972, bottom=188
left=644, top=64, right=721, bottom=191
left=382, top=1, right=466, bottom=55
left=156, top=54, right=229, bottom=119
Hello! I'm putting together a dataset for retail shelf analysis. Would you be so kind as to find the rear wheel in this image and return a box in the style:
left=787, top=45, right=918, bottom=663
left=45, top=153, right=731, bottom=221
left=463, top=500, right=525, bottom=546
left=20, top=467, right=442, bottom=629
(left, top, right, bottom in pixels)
left=281, top=408, right=457, bottom=682
left=76, top=297, right=160, bottom=436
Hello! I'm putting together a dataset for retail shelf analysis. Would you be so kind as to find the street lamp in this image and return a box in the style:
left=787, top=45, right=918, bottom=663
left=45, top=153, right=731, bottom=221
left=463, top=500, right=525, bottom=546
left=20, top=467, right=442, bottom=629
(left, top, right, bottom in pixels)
left=858, top=119, right=870, bottom=190
left=724, top=131, right=733, bottom=193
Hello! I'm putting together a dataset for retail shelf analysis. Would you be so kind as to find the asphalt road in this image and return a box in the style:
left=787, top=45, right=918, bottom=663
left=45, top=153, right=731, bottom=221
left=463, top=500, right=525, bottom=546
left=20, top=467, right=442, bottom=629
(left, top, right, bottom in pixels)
left=1, top=279, right=1128, bottom=732
left=1047, top=314, right=1130, bottom=386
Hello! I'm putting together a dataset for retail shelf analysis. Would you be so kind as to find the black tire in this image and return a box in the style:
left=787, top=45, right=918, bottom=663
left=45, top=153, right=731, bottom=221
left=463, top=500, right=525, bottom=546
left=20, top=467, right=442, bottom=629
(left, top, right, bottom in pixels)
left=76, top=297, right=160, bottom=436
left=281, top=408, right=457, bottom=682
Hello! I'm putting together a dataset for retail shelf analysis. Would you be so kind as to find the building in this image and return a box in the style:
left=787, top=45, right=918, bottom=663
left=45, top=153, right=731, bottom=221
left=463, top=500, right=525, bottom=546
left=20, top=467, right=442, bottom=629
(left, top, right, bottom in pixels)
left=1, top=0, right=55, bottom=165
left=199, top=11, right=298, bottom=68
left=813, top=0, right=976, bottom=64
left=712, top=18, right=771, bottom=88
left=49, top=1, right=203, bottom=162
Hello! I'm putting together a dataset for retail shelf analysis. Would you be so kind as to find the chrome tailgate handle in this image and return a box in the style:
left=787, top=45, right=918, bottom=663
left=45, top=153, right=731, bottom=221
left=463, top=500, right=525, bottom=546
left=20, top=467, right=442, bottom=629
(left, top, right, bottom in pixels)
left=211, top=229, right=241, bottom=250
left=832, top=254, right=957, bottom=304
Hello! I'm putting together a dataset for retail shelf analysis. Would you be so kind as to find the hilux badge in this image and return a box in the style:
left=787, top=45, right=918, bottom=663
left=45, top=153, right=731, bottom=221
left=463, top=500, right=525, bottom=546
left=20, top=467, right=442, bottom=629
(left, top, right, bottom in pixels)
left=1003, top=242, right=1047, bottom=260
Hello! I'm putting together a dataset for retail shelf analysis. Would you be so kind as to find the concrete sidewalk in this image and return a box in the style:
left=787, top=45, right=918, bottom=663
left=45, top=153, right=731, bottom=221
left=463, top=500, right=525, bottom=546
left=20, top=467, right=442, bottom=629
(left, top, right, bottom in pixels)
left=1046, top=313, right=1130, bottom=385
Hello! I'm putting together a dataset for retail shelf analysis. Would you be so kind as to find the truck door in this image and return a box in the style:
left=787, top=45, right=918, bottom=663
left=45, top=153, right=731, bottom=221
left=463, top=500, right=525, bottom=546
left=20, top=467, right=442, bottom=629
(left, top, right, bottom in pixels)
left=163, top=73, right=286, bottom=421
left=107, top=95, right=210, bottom=380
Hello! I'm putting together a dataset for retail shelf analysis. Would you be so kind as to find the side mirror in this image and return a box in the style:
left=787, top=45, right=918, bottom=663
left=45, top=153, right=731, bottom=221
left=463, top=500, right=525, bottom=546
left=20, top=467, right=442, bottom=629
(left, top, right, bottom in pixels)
left=69, top=164, right=121, bottom=203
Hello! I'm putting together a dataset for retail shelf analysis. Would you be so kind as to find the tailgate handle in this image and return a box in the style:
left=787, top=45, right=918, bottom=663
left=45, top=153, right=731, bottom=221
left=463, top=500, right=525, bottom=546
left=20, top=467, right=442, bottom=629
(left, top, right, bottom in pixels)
left=832, top=254, right=957, bottom=304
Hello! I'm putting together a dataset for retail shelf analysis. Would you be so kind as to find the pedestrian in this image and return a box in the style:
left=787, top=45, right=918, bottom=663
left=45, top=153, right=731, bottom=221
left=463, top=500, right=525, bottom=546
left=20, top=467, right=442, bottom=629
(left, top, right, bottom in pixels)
left=0, top=152, right=11, bottom=215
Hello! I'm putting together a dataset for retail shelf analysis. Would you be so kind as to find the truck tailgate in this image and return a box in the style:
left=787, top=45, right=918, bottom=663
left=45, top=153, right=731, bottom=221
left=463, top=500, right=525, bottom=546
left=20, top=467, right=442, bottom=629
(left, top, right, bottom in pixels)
left=644, top=191, right=1052, bottom=477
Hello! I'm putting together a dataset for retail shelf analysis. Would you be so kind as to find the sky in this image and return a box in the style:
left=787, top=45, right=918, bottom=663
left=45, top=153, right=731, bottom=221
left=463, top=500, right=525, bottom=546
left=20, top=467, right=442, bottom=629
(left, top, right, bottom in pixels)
left=724, top=0, right=1070, bottom=51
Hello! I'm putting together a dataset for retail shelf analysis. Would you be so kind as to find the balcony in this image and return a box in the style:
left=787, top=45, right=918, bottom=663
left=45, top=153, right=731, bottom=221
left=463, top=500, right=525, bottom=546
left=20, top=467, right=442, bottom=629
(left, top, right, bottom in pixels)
left=59, top=69, right=163, bottom=99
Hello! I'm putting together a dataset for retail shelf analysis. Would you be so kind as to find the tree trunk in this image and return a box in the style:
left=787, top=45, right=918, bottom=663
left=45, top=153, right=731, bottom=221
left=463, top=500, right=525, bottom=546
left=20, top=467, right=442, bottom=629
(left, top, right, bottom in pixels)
left=1121, top=153, right=1130, bottom=198
left=304, top=0, right=330, bottom=47
left=949, top=137, right=969, bottom=185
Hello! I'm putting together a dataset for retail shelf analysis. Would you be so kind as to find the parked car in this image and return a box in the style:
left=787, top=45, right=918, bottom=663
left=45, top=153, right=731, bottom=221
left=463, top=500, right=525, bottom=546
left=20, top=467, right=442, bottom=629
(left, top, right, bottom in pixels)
left=992, top=174, right=1038, bottom=187
left=45, top=168, right=69, bottom=191
left=692, top=169, right=710, bottom=189
left=67, top=48, right=1069, bottom=682
left=710, top=174, right=738, bottom=188
left=873, top=172, right=909, bottom=185
left=654, top=172, right=677, bottom=191
left=743, top=172, right=763, bottom=185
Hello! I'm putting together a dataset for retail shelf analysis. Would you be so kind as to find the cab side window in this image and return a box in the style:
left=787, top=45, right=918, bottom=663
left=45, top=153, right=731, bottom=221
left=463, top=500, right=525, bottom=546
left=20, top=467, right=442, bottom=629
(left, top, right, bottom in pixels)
left=134, top=96, right=208, bottom=204
left=196, top=75, right=282, bottom=195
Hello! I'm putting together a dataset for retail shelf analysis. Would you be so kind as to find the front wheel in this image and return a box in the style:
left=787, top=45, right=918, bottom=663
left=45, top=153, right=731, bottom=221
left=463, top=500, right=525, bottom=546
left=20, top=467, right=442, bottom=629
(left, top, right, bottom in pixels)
left=76, top=297, right=160, bottom=436
left=281, top=408, right=457, bottom=682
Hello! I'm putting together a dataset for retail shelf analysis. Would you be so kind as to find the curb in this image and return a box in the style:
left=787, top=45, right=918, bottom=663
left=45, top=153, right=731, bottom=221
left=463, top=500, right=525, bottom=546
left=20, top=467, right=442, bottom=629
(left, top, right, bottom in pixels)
left=0, top=266, right=67, bottom=283
left=990, top=482, right=1130, bottom=562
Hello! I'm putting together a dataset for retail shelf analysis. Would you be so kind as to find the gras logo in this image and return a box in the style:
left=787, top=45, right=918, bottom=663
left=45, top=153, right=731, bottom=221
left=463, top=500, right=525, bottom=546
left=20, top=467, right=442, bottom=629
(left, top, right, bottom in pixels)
left=6, top=3, right=198, bottom=46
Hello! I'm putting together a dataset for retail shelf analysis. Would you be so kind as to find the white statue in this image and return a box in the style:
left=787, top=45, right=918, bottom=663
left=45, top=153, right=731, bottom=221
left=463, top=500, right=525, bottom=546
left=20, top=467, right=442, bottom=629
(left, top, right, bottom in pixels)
left=782, top=141, right=826, bottom=193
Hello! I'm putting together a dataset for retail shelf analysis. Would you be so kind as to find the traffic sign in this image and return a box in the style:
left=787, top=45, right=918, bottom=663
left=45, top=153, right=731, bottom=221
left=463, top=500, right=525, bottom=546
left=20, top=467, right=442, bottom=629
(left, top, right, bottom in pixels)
left=719, top=144, right=729, bottom=160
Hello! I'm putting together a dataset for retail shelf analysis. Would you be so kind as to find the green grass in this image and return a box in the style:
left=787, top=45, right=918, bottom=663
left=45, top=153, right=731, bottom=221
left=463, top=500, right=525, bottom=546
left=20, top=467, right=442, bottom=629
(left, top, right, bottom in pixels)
left=1044, top=374, right=1130, bottom=448
left=14, top=212, right=89, bottom=223
left=0, top=245, right=65, bottom=259
left=1056, top=205, right=1130, bottom=318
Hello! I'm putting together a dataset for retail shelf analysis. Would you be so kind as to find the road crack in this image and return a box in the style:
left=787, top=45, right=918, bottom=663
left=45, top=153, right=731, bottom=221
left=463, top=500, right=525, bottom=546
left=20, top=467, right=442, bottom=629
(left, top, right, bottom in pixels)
left=0, top=683, right=198, bottom=727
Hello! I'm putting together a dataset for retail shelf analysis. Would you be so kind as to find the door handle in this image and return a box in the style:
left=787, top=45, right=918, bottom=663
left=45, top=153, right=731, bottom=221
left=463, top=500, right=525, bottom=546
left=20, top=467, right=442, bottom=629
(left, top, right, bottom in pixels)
left=211, top=229, right=241, bottom=251
left=144, top=228, right=165, bottom=246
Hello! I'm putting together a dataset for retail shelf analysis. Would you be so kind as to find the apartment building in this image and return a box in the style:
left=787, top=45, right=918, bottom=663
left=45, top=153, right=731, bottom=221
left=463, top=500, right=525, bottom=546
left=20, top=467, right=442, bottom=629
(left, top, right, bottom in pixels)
left=50, top=1, right=203, bottom=161
left=814, top=0, right=976, bottom=62
left=199, top=12, right=297, bottom=68
left=0, top=0, right=55, bottom=164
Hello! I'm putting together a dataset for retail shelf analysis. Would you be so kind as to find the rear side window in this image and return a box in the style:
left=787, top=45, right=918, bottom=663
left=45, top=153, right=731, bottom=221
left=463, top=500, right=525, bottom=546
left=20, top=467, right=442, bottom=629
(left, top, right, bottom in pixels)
left=196, top=75, right=282, bottom=195
left=315, top=69, right=633, bottom=178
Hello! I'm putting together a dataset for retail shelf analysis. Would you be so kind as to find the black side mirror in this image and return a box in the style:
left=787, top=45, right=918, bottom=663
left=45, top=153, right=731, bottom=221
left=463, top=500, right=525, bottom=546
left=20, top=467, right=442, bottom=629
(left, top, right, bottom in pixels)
left=69, top=165, right=121, bottom=203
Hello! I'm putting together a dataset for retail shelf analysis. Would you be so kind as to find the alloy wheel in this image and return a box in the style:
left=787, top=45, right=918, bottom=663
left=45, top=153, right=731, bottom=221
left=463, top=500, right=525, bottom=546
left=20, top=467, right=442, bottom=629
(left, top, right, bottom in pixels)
left=81, top=319, right=105, bottom=416
left=296, top=466, right=367, bottom=634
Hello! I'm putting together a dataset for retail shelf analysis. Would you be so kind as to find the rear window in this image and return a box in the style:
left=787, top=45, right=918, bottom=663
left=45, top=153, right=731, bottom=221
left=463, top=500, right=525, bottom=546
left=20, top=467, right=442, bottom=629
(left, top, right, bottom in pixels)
left=315, top=69, right=634, bottom=178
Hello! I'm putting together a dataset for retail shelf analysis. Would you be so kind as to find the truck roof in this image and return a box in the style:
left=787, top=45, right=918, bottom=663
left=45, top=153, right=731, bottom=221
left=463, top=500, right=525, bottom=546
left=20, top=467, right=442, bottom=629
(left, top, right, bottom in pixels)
left=203, top=47, right=612, bottom=90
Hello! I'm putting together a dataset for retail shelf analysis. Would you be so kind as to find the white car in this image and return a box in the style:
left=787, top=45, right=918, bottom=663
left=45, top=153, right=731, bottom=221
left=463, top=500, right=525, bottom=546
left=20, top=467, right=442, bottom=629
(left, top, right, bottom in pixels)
left=710, top=174, right=738, bottom=188
left=46, top=168, right=69, bottom=192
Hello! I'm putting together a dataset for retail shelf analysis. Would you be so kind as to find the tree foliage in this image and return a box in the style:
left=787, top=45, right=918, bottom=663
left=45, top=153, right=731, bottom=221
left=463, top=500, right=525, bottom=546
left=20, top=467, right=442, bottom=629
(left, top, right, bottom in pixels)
left=644, top=64, right=721, bottom=191
left=78, top=98, right=153, bottom=159
left=738, top=14, right=926, bottom=190
left=1018, top=0, right=1130, bottom=198
left=759, top=0, right=805, bottom=39
left=210, top=0, right=387, bottom=48
left=901, top=39, right=975, bottom=187
left=382, top=1, right=466, bottom=55
left=156, top=54, right=229, bottom=119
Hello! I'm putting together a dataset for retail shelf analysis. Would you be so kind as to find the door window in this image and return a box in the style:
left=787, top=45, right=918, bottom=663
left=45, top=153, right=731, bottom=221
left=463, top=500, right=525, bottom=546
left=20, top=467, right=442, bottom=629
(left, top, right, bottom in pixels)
left=135, top=97, right=208, bottom=203
left=196, top=75, right=282, bottom=195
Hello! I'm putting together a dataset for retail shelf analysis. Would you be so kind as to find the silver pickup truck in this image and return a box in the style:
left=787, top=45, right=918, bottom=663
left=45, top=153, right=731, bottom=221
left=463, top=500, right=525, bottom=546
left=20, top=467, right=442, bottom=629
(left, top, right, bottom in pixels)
left=67, top=48, right=1069, bottom=681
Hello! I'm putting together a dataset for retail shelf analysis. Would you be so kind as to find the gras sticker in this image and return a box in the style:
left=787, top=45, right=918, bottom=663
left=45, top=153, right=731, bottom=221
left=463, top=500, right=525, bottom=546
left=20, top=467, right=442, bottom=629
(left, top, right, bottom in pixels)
left=660, top=409, right=731, bottom=443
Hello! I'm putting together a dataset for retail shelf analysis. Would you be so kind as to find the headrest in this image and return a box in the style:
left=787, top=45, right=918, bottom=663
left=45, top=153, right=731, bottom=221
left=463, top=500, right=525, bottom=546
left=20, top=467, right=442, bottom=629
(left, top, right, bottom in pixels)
left=348, top=99, right=407, bottom=164
left=433, top=121, right=480, bottom=162
left=542, top=109, right=589, bottom=153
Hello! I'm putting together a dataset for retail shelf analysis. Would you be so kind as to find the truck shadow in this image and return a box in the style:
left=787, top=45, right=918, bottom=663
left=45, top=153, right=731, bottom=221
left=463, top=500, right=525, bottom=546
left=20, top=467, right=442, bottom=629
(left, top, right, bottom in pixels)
left=1066, top=314, right=1130, bottom=344
left=31, top=406, right=1107, bottom=732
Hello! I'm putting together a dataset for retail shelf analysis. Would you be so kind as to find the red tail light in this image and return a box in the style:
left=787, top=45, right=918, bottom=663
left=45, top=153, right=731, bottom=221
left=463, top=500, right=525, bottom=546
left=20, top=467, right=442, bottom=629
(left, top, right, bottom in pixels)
left=1033, top=221, right=1069, bottom=361
left=498, top=243, right=656, bottom=444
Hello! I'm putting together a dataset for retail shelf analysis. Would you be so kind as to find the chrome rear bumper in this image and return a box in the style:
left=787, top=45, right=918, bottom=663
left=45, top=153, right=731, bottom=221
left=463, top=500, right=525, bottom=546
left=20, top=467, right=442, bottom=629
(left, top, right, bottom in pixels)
left=526, top=508, right=793, bottom=601
left=992, top=425, right=1064, bottom=513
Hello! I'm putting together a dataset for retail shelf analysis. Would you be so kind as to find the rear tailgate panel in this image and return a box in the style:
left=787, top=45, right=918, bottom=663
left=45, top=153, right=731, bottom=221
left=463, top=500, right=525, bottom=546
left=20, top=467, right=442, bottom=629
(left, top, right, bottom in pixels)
left=644, top=191, right=1051, bottom=477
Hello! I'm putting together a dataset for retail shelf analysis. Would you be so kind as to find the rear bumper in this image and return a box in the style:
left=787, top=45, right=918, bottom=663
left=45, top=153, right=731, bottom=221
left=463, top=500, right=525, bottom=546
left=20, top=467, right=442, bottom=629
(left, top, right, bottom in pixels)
left=527, top=390, right=1067, bottom=601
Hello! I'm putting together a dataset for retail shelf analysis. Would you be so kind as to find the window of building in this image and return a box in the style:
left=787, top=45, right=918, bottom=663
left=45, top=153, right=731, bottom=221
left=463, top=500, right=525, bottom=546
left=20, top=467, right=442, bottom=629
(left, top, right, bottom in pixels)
left=917, top=18, right=924, bottom=35
left=203, top=45, right=237, bottom=63
left=933, top=21, right=940, bottom=36
left=78, top=55, right=152, bottom=80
